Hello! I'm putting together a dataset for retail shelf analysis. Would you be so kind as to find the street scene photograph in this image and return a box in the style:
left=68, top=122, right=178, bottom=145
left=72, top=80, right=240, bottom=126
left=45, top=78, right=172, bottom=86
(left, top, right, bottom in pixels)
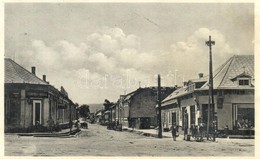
left=3, top=2, right=255, bottom=157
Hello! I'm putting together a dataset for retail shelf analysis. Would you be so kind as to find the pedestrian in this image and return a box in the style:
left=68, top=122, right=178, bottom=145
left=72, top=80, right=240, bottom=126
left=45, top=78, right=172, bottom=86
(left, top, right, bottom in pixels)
left=183, top=109, right=189, bottom=140
left=224, top=125, right=229, bottom=139
left=47, top=117, right=54, bottom=133
left=170, top=122, right=178, bottom=141
left=132, top=119, right=136, bottom=130
left=191, top=124, right=196, bottom=138
left=69, top=120, right=73, bottom=132
left=198, top=122, right=205, bottom=141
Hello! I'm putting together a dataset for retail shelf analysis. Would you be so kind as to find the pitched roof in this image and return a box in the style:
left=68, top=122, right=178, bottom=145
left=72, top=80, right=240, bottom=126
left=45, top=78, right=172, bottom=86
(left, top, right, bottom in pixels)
left=5, top=58, right=48, bottom=85
left=162, top=55, right=254, bottom=104
left=123, top=91, right=137, bottom=102
left=201, top=55, right=254, bottom=89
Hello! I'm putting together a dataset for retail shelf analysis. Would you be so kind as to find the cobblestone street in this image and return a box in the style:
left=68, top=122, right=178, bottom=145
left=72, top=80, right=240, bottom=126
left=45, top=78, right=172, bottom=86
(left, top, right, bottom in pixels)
left=5, top=123, right=254, bottom=156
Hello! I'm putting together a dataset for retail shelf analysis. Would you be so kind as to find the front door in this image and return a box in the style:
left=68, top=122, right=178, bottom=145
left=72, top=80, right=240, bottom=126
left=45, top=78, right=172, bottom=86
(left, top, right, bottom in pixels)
left=202, top=104, right=209, bottom=124
left=33, top=100, right=42, bottom=125
left=172, top=112, right=176, bottom=124
left=190, top=105, right=195, bottom=125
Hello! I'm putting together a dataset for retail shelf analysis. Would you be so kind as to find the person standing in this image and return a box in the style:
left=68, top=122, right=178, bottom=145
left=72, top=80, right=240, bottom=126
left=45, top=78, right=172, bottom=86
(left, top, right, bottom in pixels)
left=171, top=122, right=178, bottom=141
left=183, top=109, right=189, bottom=140
left=47, top=117, right=54, bottom=133
left=224, top=125, right=229, bottom=139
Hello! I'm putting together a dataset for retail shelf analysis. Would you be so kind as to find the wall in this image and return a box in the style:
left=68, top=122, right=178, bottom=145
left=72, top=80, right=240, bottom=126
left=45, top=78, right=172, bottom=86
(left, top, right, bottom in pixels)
left=130, top=89, right=157, bottom=118
left=121, top=102, right=129, bottom=127
left=195, top=92, right=254, bottom=130
left=20, top=89, right=26, bottom=128
left=217, top=93, right=254, bottom=130
left=161, top=107, right=180, bottom=129
left=43, top=98, right=49, bottom=126
left=179, top=97, right=197, bottom=128
left=4, top=91, right=21, bottom=130
left=5, top=83, right=76, bottom=132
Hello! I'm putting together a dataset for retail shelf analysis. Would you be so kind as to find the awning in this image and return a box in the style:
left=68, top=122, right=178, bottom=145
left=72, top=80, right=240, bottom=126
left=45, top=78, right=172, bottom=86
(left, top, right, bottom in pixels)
left=160, top=99, right=178, bottom=109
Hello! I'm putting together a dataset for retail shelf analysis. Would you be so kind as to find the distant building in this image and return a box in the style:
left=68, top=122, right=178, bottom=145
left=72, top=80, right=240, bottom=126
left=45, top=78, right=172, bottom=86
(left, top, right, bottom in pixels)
left=117, top=87, right=176, bottom=129
left=161, top=55, right=254, bottom=135
left=117, top=93, right=134, bottom=127
left=4, top=58, right=77, bottom=132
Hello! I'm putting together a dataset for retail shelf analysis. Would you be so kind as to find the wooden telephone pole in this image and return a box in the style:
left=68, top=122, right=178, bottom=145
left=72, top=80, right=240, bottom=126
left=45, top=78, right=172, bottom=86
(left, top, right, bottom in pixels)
left=206, top=35, right=215, bottom=141
left=157, top=74, right=163, bottom=138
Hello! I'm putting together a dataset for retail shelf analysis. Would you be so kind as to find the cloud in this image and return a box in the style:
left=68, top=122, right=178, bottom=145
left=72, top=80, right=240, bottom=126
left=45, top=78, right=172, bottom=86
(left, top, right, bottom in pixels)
left=168, top=28, right=236, bottom=77
left=16, top=27, right=239, bottom=104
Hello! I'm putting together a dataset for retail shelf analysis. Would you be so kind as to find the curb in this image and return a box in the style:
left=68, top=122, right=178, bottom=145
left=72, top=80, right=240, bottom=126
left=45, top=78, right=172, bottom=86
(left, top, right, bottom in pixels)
left=17, top=128, right=81, bottom=137
left=124, top=129, right=172, bottom=138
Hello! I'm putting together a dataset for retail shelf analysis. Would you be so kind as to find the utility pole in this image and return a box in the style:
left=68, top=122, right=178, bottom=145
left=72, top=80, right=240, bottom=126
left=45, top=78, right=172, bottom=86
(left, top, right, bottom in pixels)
left=118, top=102, right=120, bottom=125
left=69, top=104, right=72, bottom=134
left=157, top=74, right=163, bottom=138
left=206, top=35, right=215, bottom=141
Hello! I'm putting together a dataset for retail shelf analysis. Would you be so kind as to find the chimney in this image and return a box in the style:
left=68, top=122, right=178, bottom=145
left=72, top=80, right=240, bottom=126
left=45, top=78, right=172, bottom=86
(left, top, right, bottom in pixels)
left=43, top=75, right=46, bottom=82
left=183, top=81, right=187, bottom=86
left=31, top=66, right=36, bottom=75
left=199, top=73, right=203, bottom=78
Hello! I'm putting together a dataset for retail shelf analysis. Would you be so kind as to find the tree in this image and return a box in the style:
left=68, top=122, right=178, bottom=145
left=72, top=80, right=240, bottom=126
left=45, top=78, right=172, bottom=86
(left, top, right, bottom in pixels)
left=78, top=104, right=90, bottom=120
left=103, top=99, right=114, bottom=111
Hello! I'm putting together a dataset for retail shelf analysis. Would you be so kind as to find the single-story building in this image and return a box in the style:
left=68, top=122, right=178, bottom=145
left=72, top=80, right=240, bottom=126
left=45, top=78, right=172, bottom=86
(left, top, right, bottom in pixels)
left=161, top=55, right=254, bottom=135
left=4, top=58, right=77, bottom=132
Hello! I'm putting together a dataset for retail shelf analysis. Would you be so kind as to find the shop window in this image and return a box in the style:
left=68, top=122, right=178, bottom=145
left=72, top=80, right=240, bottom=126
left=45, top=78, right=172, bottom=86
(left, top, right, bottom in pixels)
left=233, top=104, right=254, bottom=129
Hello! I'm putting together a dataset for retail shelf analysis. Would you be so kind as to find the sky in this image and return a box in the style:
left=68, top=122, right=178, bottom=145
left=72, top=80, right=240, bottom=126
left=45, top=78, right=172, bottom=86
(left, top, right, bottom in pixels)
left=4, top=3, right=254, bottom=104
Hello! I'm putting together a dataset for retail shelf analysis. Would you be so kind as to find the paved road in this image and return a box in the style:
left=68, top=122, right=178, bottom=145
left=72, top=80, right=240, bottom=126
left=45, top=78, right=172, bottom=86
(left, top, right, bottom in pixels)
left=5, top=123, right=254, bottom=156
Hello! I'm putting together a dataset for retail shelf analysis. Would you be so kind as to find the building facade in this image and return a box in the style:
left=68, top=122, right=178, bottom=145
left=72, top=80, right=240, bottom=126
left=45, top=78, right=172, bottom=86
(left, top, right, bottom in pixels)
left=118, top=87, right=175, bottom=129
left=161, top=55, right=254, bottom=135
left=4, top=58, right=77, bottom=132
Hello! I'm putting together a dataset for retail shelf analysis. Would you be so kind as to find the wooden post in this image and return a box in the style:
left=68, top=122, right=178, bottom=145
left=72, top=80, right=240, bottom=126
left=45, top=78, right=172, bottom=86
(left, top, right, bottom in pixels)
left=206, top=35, right=215, bottom=141
left=158, top=74, right=163, bottom=138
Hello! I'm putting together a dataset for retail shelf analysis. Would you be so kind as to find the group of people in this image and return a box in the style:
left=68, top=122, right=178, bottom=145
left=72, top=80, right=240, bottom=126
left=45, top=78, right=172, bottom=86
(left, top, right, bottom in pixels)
left=170, top=122, right=207, bottom=141
left=236, top=118, right=254, bottom=129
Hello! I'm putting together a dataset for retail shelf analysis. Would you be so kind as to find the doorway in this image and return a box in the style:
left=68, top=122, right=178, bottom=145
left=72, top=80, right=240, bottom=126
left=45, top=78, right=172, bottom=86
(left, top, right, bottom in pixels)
left=172, top=112, right=176, bottom=124
left=33, top=100, right=42, bottom=125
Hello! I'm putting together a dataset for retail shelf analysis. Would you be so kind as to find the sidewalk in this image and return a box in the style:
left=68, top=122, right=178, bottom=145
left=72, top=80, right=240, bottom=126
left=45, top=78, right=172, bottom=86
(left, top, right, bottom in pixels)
left=122, top=126, right=254, bottom=141
left=17, top=127, right=80, bottom=137
left=122, top=126, right=184, bottom=139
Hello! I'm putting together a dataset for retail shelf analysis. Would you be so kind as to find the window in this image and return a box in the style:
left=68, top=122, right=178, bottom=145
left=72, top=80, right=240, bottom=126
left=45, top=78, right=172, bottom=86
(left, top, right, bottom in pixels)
left=195, top=82, right=206, bottom=89
left=233, top=104, right=254, bottom=129
left=239, top=79, right=249, bottom=86
left=187, top=83, right=195, bottom=92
